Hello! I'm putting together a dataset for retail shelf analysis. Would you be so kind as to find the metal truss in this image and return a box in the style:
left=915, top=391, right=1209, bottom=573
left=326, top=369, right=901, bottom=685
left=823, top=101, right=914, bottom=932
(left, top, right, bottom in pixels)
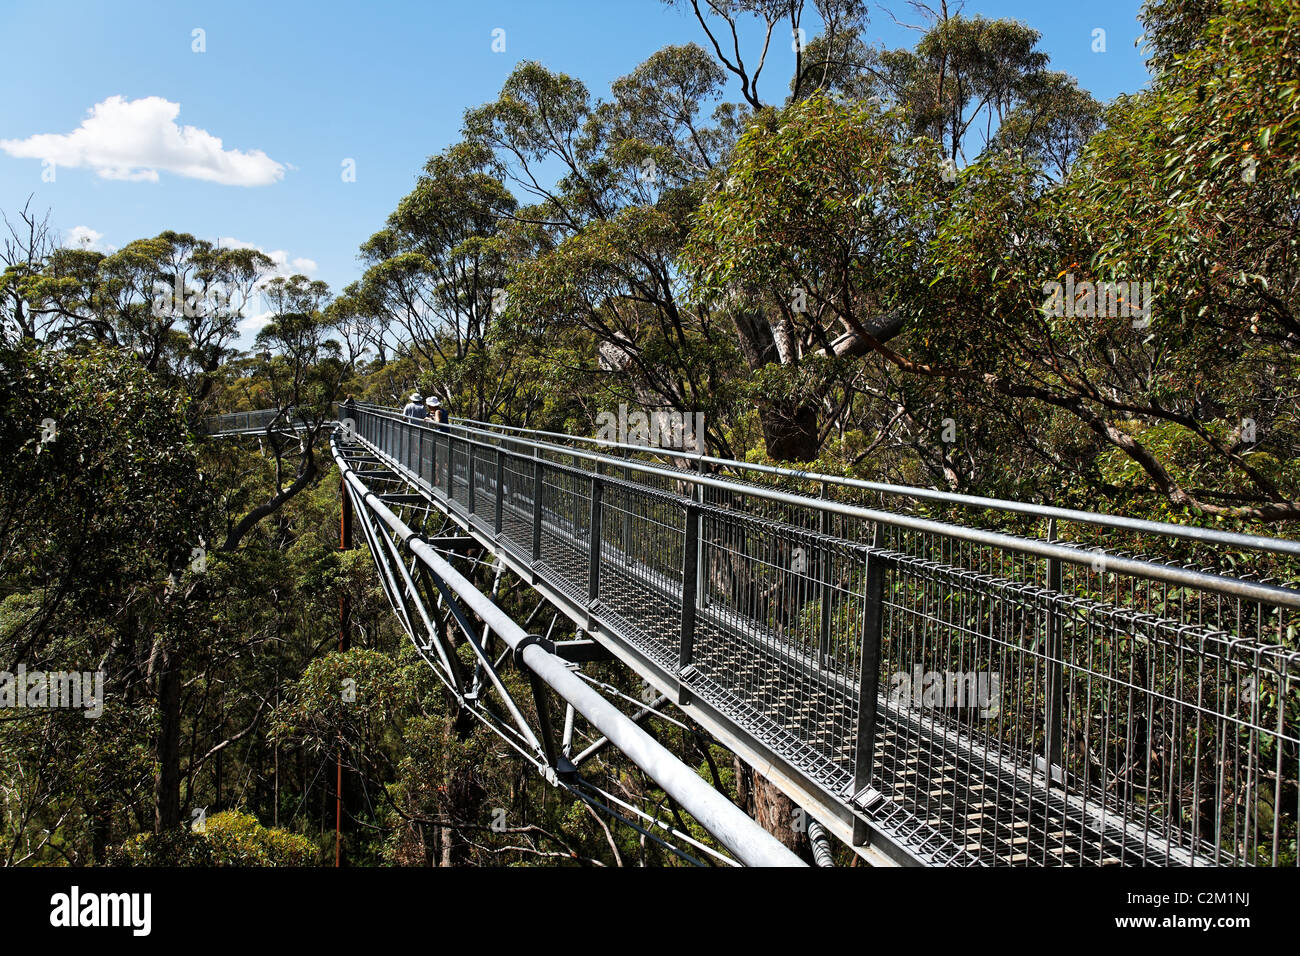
left=207, top=404, right=1300, bottom=868
left=331, top=435, right=803, bottom=867
left=338, top=402, right=1300, bottom=868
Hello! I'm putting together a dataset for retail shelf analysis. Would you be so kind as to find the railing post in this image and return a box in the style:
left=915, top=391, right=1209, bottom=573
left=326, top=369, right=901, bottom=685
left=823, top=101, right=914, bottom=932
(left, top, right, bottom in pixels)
left=695, top=457, right=707, bottom=612
left=679, top=500, right=700, bottom=704
left=588, top=463, right=604, bottom=603
left=531, top=451, right=543, bottom=565
left=494, top=448, right=505, bottom=537
left=621, top=448, right=634, bottom=560
left=1043, top=518, right=1065, bottom=785
left=818, top=481, right=832, bottom=669
left=446, top=434, right=455, bottom=501
left=467, top=443, right=477, bottom=515
left=851, top=537, right=887, bottom=845
left=430, top=428, right=438, bottom=490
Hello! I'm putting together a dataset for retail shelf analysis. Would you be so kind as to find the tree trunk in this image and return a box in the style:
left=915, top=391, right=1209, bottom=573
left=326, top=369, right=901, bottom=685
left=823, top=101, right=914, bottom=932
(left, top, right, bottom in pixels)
left=758, top=398, right=821, bottom=462
left=153, top=646, right=182, bottom=833
left=729, top=302, right=826, bottom=463
left=733, top=756, right=814, bottom=863
left=439, top=688, right=483, bottom=867
left=91, top=800, right=111, bottom=864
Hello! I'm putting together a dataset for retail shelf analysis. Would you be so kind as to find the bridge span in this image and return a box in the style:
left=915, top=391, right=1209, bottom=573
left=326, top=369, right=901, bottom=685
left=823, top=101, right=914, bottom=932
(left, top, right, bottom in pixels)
left=213, top=402, right=1300, bottom=866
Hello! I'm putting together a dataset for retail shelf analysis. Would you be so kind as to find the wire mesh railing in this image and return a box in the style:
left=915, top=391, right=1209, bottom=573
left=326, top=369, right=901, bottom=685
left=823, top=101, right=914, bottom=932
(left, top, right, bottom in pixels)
left=346, top=402, right=1300, bottom=867
left=200, top=407, right=296, bottom=435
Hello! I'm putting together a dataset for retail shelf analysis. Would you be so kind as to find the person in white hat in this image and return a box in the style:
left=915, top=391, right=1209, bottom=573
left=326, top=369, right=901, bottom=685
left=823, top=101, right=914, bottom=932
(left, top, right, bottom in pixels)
left=425, top=394, right=448, bottom=431
left=402, top=392, right=427, bottom=420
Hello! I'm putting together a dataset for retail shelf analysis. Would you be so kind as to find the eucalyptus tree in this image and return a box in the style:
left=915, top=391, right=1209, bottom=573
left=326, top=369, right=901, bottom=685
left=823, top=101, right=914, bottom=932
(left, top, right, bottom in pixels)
left=464, top=47, right=750, bottom=453
left=6, top=229, right=274, bottom=411
left=688, top=0, right=1300, bottom=522
left=325, top=282, right=388, bottom=371
left=668, top=2, right=1092, bottom=462
left=0, top=199, right=56, bottom=344
left=353, top=143, right=517, bottom=412
left=0, top=340, right=210, bottom=849
left=989, top=71, right=1103, bottom=180
left=662, top=0, right=870, bottom=108
left=219, top=275, right=344, bottom=552
left=682, top=94, right=940, bottom=461
left=898, top=0, right=1300, bottom=522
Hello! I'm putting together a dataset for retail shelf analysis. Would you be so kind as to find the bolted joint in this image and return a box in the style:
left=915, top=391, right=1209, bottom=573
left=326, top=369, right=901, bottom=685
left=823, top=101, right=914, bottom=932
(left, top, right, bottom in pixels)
left=513, top=633, right=556, bottom=672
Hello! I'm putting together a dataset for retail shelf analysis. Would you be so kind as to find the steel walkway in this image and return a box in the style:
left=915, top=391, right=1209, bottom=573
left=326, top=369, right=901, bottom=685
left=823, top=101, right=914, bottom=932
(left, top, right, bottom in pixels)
left=201, top=408, right=318, bottom=438
left=212, top=403, right=1300, bottom=865
left=330, top=434, right=802, bottom=866
left=325, top=402, right=1300, bottom=867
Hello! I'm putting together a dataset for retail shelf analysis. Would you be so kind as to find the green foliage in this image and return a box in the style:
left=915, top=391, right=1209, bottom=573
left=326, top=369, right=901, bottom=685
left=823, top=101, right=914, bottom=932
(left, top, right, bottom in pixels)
left=683, top=93, right=932, bottom=303
left=112, top=811, right=317, bottom=866
left=109, top=828, right=215, bottom=867
left=271, top=648, right=409, bottom=755
left=0, top=340, right=207, bottom=606
left=200, top=811, right=318, bottom=866
left=5, top=0, right=1299, bottom=871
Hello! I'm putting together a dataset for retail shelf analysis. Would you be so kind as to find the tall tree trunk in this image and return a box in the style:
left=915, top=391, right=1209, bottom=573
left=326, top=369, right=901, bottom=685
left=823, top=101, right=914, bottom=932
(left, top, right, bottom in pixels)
left=758, top=398, right=821, bottom=462
left=439, top=689, right=483, bottom=867
left=733, top=756, right=814, bottom=863
left=729, top=291, right=905, bottom=463
left=91, top=800, right=111, bottom=864
left=153, top=645, right=182, bottom=833
left=729, top=301, right=827, bottom=463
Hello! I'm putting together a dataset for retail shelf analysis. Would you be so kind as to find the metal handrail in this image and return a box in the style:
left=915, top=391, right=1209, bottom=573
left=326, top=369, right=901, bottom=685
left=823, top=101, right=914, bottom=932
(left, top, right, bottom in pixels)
left=434, top=410, right=1300, bottom=559
left=349, top=402, right=1300, bottom=611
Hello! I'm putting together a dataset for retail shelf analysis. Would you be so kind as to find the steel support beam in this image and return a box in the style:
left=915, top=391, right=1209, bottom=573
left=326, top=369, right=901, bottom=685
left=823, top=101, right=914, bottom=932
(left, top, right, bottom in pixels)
left=331, top=435, right=805, bottom=867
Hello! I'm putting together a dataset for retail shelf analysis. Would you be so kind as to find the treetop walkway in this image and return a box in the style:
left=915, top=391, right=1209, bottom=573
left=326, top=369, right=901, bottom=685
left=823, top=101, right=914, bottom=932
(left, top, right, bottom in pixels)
left=210, top=402, right=1300, bottom=866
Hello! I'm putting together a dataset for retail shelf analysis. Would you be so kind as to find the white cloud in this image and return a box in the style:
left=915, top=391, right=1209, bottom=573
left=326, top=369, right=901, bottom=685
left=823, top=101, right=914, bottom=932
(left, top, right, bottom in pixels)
left=238, top=307, right=277, bottom=337
left=0, top=96, right=285, bottom=186
left=217, top=237, right=318, bottom=279
left=65, top=225, right=107, bottom=250
left=216, top=238, right=321, bottom=340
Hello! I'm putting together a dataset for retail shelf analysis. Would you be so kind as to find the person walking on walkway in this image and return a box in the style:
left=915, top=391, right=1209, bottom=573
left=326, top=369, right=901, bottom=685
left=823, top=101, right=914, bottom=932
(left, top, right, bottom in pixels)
left=402, top=392, right=427, bottom=419
left=426, top=394, right=449, bottom=431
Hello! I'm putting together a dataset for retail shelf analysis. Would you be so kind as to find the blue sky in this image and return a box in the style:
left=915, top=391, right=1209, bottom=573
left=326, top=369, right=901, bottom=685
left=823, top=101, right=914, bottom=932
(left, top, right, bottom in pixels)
left=1, top=0, right=1154, bottom=347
